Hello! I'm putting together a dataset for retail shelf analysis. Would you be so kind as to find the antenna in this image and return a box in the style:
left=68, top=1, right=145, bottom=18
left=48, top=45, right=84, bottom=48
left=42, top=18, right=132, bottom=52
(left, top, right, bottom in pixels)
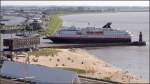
left=102, top=22, right=112, bottom=29
left=88, top=22, right=90, bottom=26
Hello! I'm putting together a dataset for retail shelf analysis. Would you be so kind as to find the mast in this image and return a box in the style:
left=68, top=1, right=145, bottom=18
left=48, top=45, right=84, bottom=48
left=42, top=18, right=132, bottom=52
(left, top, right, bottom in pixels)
left=139, top=32, right=143, bottom=42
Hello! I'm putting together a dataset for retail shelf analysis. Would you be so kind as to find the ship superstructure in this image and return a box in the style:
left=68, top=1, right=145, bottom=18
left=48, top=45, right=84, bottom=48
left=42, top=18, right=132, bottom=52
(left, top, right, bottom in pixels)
left=46, top=22, right=132, bottom=43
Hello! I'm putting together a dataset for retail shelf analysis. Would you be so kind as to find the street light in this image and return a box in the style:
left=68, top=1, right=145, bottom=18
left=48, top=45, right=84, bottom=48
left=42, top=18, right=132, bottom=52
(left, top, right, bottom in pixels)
left=0, top=24, right=4, bottom=63
left=0, top=23, right=4, bottom=83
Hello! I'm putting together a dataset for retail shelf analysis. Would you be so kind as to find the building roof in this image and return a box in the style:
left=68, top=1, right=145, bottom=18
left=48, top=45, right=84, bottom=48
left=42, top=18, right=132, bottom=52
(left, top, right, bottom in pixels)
left=0, top=61, right=79, bottom=84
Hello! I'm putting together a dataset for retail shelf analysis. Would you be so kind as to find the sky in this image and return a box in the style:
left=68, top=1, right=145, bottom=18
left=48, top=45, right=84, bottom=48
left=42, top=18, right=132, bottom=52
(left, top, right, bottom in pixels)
left=1, top=1, right=149, bottom=7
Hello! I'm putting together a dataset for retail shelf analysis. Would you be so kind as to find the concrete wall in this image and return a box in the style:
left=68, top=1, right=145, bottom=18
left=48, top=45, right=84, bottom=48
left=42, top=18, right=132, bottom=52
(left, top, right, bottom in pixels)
left=0, top=78, right=29, bottom=84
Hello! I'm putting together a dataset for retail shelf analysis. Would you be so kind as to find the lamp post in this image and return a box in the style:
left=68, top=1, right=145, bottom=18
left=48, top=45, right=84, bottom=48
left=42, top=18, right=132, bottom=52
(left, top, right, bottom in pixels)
left=0, top=25, right=4, bottom=84
left=0, top=30, right=3, bottom=63
left=0, top=23, right=5, bottom=63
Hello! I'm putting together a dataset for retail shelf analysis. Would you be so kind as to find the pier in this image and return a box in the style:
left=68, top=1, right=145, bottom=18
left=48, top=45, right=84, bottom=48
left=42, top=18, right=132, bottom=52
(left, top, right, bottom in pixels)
left=40, top=31, right=146, bottom=48
left=0, top=25, right=26, bottom=34
left=39, top=41, right=146, bottom=49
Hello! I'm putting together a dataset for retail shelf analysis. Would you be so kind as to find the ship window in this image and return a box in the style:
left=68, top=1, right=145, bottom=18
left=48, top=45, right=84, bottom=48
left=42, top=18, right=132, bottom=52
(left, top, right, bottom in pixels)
left=76, top=32, right=82, bottom=35
left=87, top=31, right=103, bottom=35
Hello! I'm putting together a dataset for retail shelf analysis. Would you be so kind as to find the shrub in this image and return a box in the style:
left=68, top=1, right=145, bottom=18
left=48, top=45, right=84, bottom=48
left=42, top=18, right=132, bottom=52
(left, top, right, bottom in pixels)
left=29, top=48, right=60, bottom=57
left=62, top=64, right=65, bottom=66
left=67, top=57, right=71, bottom=60
left=103, top=77, right=111, bottom=81
left=62, top=67, right=86, bottom=74
left=57, top=58, right=60, bottom=62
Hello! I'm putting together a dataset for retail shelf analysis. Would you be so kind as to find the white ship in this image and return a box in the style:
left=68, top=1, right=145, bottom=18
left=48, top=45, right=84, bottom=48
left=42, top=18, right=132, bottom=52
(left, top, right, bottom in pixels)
left=46, top=22, right=132, bottom=43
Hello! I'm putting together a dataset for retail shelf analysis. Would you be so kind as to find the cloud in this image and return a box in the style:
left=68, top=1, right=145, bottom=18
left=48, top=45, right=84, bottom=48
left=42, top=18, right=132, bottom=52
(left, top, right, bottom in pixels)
left=1, top=1, right=149, bottom=7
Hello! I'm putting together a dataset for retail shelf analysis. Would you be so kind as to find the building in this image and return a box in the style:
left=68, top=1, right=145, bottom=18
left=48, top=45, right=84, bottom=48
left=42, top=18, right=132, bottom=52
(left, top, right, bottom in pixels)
left=0, top=61, right=80, bottom=84
left=3, top=36, right=40, bottom=51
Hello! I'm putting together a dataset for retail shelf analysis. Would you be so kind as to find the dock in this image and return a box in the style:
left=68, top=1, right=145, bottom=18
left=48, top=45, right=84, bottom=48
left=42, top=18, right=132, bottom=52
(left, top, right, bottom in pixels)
left=40, top=31, right=146, bottom=49
left=39, top=41, right=146, bottom=49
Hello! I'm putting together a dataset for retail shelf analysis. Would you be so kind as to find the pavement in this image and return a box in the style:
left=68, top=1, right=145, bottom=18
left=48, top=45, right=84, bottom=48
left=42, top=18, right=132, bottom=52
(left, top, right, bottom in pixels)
left=0, top=77, right=29, bottom=84
left=0, top=77, right=118, bottom=84
left=79, top=77, right=114, bottom=84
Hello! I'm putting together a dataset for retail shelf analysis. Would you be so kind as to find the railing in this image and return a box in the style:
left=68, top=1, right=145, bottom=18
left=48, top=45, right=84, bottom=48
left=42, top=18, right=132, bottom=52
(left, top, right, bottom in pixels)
left=79, top=75, right=122, bottom=84
left=0, top=25, right=26, bottom=33
left=0, top=25, right=25, bottom=30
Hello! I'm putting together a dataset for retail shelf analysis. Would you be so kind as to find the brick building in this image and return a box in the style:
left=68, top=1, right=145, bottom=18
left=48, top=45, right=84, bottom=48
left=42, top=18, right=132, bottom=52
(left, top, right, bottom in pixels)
left=4, top=37, right=40, bottom=51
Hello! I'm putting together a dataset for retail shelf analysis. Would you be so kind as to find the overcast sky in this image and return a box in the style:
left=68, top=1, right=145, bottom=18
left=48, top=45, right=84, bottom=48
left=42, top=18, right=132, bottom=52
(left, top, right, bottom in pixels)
left=1, top=1, right=149, bottom=7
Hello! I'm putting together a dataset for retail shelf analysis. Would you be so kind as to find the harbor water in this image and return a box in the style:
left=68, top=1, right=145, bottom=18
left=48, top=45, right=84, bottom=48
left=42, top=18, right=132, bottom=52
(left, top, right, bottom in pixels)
left=60, top=12, right=149, bottom=81
left=1, top=16, right=26, bottom=25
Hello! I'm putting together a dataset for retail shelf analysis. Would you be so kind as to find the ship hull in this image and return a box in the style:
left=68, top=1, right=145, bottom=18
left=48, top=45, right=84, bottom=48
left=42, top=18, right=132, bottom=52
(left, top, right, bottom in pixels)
left=47, top=36, right=131, bottom=43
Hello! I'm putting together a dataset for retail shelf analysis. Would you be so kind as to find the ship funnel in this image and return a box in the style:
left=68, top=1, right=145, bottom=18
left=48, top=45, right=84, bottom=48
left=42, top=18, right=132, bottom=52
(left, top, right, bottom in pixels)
left=102, top=22, right=112, bottom=29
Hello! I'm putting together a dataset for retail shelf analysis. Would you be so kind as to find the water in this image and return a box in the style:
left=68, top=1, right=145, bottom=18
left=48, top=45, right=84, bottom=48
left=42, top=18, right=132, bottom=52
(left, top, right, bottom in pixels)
left=60, top=12, right=149, bottom=81
left=1, top=16, right=26, bottom=25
